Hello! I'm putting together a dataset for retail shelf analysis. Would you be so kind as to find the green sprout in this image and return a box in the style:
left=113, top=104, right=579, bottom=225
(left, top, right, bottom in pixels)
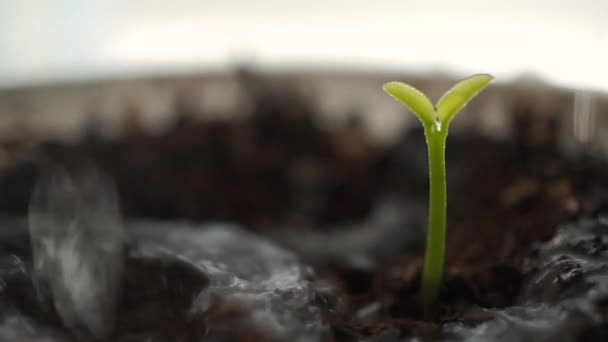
left=383, top=74, right=494, bottom=315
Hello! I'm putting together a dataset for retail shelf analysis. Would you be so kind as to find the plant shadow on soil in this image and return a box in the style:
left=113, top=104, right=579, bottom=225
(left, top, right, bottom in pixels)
left=1, top=77, right=608, bottom=341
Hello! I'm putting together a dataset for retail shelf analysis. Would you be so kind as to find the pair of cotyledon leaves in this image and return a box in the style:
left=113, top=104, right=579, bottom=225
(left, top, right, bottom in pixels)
left=383, top=74, right=494, bottom=130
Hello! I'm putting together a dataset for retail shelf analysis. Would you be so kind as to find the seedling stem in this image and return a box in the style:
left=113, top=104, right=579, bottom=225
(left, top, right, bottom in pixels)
left=383, top=74, right=494, bottom=316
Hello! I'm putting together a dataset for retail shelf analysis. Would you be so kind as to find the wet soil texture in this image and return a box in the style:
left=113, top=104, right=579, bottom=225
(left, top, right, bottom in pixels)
left=1, top=78, right=608, bottom=341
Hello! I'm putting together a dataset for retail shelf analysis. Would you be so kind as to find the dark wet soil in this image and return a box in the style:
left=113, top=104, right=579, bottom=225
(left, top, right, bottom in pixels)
left=1, top=75, right=608, bottom=341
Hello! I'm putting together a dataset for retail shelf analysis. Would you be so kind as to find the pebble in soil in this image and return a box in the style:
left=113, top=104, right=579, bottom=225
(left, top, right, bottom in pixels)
left=129, top=221, right=326, bottom=342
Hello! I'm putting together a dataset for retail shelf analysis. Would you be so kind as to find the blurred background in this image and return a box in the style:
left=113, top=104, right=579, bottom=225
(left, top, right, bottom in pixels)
left=1, top=0, right=607, bottom=89
left=0, top=0, right=607, bottom=226
left=4, top=3, right=608, bottom=340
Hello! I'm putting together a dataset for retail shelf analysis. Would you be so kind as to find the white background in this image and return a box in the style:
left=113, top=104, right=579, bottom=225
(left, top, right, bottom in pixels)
left=1, top=0, right=607, bottom=90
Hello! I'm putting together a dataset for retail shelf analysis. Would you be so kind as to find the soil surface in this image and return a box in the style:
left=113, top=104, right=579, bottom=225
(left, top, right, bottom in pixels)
left=1, top=78, right=607, bottom=341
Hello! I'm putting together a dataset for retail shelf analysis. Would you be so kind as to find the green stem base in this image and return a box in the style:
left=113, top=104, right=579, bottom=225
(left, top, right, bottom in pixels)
left=420, top=126, right=448, bottom=318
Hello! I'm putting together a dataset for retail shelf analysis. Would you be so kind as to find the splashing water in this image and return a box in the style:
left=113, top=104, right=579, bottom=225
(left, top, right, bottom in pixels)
left=27, top=165, right=126, bottom=339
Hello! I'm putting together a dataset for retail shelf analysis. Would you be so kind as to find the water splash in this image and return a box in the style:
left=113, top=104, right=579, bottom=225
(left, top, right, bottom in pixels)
left=572, top=90, right=597, bottom=144
left=27, top=165, right=126, bottom=339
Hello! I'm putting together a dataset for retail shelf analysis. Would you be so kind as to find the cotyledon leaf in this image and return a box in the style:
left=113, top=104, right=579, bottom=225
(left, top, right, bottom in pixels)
left=435, top=74, right=494, bottom=125
left=383, top=81, right=436, bottom=127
